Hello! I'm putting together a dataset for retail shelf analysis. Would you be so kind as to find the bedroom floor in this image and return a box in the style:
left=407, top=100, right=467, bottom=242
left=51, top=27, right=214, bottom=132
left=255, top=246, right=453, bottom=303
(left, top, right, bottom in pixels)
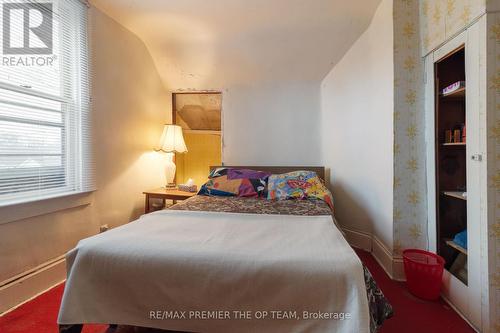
left=0, top=250, right=475, bottom=333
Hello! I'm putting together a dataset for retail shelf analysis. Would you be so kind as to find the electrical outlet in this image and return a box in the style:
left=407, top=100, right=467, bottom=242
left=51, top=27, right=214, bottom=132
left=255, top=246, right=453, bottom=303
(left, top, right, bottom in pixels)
left=100, top=224, right=109, bottom=233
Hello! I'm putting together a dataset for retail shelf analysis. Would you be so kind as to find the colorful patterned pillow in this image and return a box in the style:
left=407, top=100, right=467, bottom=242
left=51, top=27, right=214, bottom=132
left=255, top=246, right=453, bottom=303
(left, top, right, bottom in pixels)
left=267, top=171, right=334, bottom=210
left=199, top=168, right=271, bottom=197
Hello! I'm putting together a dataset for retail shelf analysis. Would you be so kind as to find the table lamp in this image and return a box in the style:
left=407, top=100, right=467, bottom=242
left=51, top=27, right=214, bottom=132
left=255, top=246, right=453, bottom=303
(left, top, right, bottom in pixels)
left=155, top=124, right=188, bottom=188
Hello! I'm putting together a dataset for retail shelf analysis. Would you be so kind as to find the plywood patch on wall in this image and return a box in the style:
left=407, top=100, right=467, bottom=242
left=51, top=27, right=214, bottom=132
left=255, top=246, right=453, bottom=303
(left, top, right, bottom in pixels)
left=174, top=93, right=221, bottom=131
left=176, top=133, right=222, bottom=187
left=173, top=92, right=222, bottom=187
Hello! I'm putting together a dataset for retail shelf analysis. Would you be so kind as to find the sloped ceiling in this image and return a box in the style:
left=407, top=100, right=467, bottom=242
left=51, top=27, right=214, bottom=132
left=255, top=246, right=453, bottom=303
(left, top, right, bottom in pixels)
left=90, top=0, right=381, bottom=90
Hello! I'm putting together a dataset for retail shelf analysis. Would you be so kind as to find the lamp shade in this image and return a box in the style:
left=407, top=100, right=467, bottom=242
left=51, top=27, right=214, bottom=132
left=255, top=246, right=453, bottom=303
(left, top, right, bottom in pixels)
left=156, top=124, right=188, bottom=153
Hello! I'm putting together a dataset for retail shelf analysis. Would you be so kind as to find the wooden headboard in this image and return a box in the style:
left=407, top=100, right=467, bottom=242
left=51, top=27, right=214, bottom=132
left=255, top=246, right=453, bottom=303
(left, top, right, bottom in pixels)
left=209, top=166, right=325, bottom=181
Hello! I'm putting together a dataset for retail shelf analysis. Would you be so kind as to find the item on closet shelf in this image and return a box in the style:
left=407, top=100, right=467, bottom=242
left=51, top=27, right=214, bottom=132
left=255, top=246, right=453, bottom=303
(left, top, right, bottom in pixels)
left=453, top=129, right=461, bottom=143
left=445, top=130, right=453, bottom=143
left=442, top=81, right=465, bottom=95
left=453, top=230, right=467, bottom=249
left=449, top=253, right=467, bottom=284
left=461, top=124, right=466, bottom=143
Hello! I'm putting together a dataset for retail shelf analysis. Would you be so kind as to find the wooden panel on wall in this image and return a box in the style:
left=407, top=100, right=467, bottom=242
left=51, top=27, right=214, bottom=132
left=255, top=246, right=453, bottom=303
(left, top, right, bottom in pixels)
left=176, top=133, right=222, bottom=187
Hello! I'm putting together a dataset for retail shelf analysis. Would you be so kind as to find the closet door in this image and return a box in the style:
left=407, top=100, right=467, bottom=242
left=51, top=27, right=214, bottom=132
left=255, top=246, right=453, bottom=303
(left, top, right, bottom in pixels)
left=424, top=17, right=485, bottom=331
left=463, top=18, right=483, bottom=329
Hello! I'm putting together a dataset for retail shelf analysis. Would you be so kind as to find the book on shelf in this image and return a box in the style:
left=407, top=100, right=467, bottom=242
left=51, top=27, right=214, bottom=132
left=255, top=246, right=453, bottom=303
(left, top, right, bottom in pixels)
left=445, top=130, right=452, bottom=143
left=442, top=81, right=465, bottom=95
left=443, top=124, right=466, bottom=144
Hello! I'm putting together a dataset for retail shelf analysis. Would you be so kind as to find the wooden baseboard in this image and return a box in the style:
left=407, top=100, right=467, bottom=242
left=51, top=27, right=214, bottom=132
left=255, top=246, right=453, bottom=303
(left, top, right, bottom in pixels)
left=372, top=236, right=406, bottom=281
left=340, top=228, right=407, bottom=282
left=392, top=256, right=406, bottom=281
left=372, top=236, right=393, bottom=276
left=341, top=227, right=372, bottom=251
left=441, top=294, right=480, bottom=333
left=0, top=257, right=66, bottom=315
left=370, top=236, right=406, bottom=281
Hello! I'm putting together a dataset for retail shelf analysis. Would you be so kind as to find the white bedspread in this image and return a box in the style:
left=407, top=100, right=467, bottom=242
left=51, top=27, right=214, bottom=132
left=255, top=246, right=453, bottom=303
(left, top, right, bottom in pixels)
left=58, top=210, right=369, bottom=333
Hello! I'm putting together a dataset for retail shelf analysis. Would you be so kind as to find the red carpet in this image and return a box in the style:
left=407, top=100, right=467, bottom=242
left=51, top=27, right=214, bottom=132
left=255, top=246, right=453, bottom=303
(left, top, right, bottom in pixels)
left=0, top=250, right=475, bottom=333
left=0, top=283, right=106, bottom=333
left=355, top=250, right=475, bottom=333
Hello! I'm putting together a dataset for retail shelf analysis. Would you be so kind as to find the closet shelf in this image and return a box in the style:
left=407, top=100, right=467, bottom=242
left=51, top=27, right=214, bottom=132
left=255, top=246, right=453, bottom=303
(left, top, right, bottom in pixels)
left=442, top=142, right=466, bottom=146
left=183, top=129, right=221, bottom=135
left=445, top=239, right=468, bottom=255
left=442, top=191, right=467, bottom=200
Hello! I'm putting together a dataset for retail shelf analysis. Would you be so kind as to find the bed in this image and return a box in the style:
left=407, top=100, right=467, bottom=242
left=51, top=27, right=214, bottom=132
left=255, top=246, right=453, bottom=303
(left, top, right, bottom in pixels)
left=58, top=166, right=392, bottom=333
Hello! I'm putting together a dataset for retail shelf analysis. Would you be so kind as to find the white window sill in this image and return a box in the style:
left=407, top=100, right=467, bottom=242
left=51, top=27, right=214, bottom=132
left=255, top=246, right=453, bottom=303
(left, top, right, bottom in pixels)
left=0, top=191, right=94, bottom=225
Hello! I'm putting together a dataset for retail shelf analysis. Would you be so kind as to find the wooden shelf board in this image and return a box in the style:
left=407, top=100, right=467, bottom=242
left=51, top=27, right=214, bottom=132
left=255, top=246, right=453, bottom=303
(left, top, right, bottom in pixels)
left=442, top=87, right=465, bottom=98
left=442, top=142, right=466, bottom=146
left=183, top=129, right=221, bottom=135
left=445, top=239, right=468, bottom=255
left=442, top=191, right=467, bottom=200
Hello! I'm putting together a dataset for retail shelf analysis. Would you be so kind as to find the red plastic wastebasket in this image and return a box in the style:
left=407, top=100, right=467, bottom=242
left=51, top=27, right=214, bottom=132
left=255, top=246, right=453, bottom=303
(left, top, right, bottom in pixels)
left=403, top=249, right=445, bottom=300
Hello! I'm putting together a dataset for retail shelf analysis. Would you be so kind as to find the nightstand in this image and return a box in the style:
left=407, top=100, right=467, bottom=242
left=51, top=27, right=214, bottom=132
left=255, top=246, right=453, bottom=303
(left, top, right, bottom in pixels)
left=143, top=188, right=197, bottom=214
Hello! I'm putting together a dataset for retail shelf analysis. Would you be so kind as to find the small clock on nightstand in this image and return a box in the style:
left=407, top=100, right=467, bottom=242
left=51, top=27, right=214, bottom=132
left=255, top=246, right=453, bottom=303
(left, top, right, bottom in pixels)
left=143, top=188, right=196, bottom=214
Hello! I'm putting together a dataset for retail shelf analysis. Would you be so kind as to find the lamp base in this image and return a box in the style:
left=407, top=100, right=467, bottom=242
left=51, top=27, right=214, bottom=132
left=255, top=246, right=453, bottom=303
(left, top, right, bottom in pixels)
left=164, top=152, right=177, bottom=189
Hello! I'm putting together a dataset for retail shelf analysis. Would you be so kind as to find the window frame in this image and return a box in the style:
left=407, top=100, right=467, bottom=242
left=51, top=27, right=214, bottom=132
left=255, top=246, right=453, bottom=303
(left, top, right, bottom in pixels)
left=0, top=0, right=91, bottom=208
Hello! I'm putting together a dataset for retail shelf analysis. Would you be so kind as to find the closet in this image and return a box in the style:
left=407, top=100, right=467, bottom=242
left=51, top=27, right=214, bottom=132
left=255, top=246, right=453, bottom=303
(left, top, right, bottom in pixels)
left=434, top=47, right=468, bottom=284
left=424, top=18, right=485, bottom=331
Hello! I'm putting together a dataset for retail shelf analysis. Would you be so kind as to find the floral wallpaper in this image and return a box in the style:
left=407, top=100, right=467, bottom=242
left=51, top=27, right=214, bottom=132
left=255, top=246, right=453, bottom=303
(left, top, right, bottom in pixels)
left=395, top=2, right=499, bottom=330
left=486, top=11, right=500, bottom=333
left=420, top=0, right=486, bottom=55
left=335, top=0, right=500, bottom=328
left=393, top=0, right=427, bottom=255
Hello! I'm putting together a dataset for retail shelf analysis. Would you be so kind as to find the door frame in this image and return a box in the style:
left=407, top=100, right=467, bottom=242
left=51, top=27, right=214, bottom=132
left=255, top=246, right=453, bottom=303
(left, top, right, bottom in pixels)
left=424, top=21, right=486, bottom=331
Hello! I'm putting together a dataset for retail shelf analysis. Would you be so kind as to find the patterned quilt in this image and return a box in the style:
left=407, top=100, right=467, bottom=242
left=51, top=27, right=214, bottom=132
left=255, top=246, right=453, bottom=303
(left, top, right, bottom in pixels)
left=170, top=194, right=333, bottom=216
left=171, top=195, right=394, bottom=332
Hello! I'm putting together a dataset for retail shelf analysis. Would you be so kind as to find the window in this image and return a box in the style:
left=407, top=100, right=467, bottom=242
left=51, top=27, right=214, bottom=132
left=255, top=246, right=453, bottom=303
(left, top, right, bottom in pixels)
left=0, top=0, right=93, bottom=206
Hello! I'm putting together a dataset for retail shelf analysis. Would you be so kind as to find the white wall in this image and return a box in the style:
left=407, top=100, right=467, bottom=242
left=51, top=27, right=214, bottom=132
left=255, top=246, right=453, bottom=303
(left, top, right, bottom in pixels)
left=161, top=85, right=322, bottom=167
left=0, top=8, right=169, bottom=312
left=320, top=0, right=394, bottom=248
left=222, top=82, right=321, bottom=165
left=90, top=8, right=170, bottom=228
left=90, top=0, right=382, bottom=168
